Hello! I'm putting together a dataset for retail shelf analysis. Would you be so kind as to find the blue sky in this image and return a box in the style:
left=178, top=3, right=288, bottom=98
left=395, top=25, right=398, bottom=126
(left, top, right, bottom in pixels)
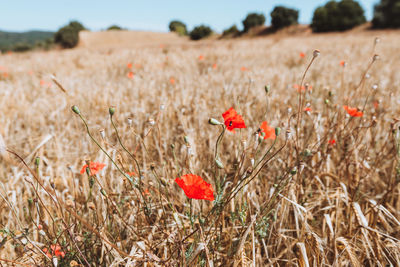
left=0, top=0, right=378, bottom=32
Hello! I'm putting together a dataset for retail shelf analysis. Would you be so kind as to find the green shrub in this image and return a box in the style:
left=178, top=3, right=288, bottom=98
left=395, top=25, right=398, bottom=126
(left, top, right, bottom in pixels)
left=12, top=42, right=32, bottom=52
left=169, top=20, right=187, bottom=35
left=107, top=25, right=123, bottom=31
left=270, top=6, right=299, bottom=30
left=222, top=25, right=240, bottom=37
left=242, top=13, right=266, bottom=32
left=311, top=0, right=366, bottom=32
left=189, top=25, right=212, bottom=40
left=372, top=0, right=400, bottom=28
left=54, top=21, right=86, bottom=48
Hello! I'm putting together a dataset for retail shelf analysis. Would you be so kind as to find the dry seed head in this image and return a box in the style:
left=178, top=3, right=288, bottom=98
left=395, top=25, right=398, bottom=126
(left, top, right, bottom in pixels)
left=313, top=49, right=320, bottom=58
left=99, top=129, right=105, bottom=139
left=148, top=118, right=155, bottom=126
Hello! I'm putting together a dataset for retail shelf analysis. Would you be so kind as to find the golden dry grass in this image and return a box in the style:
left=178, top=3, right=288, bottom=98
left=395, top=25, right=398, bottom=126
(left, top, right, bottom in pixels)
left=1, top=30, right=400, bottom=266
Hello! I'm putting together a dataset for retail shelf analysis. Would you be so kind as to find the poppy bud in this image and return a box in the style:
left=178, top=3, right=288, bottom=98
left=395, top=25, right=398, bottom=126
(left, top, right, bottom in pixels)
left=313, top=49, right=320, bottom=58
left=71, top=105, right=80, bottom=115
left=170, top=144, right=175, bottom=149
left=264, top=85, right=270, bottom=94
left=303, top=149, right=312, bottom=157
left=35, top=157, right=40, bottom=167
left=100, top=189, right=107, bottom=196
left=373, top=54, right=379, bottom=61
left=85, top=166, right=90, bottom=176
left=109, top=107, right=115, bottom=116
left=184, top=136, right=189, bottom=144
left=372, top=84, right=378, bottom=90
left=127, top=118, right=132, bottom=127
left=290, top=167, right=297, bottom=175
left=208, top=118, right=222, bottom=125
left=89, top=177, right=95, bottom=188
left=286, top=129, right=292, bottom=139
left=215, top=158, right=224, bottom=169
left=325, top=99, right=330, bottom=105
left=275, top=127, right=281, bottom=136
left=148, top=118, right=155, bottom=126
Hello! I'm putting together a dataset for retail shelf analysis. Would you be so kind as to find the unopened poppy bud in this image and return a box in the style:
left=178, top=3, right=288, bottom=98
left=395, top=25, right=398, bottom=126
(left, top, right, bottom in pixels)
left=35, top=157, right=40, bottom=167
left=127, top=118, right=132, bottom=127
left=160, top=177, right=168, bottom=186
left=100, top=189, right=107, bottom=196
left=313, top=49, right=320, bottom=58
left=150, top=163, right=155, bottom=170
left=215, top=158, right=224, bottom=169
left=264, top=85, right=270, bottom=94
left=71, top=105, right=80, bottom=115
left=208, top=118, right=222, bottom=125
left=290, top=167, right=298, bottom=175
left=325, top=99, right=330, bottom=105
left=328, top=91, right=334, bottom=97
left=109, top=107, right=115, bottom=116
left=184, top=136, right=189, bottom=144
left=85, top=166, right=90, bottom=176
left=275, top=127, right=281, bottom=136
left=372, top=84, right=378, bottom=90
left=373, top=54, right=379, bottom=61
left=170, top=144, right=175, bottom=149
left=148, top=118, right=155, bottom=126
left=89, top=177, right=95, bottom=188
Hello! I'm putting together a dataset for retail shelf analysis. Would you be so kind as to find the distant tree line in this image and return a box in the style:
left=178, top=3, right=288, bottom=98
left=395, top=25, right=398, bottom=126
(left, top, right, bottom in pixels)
left=169, top=0, right=400, bottom=40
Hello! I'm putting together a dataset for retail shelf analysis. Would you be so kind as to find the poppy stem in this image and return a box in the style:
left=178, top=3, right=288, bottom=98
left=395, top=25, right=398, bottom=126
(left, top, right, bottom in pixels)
left=110, top=115, right=143, bottom=183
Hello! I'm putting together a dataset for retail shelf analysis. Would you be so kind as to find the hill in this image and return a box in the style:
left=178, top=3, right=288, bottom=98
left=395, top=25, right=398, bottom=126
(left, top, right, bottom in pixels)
left=0, top=30, right=54, bottom=51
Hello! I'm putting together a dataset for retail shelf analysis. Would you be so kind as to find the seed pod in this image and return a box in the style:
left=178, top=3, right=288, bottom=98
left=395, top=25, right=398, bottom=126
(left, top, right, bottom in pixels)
left=71, top=105, right=80, bottom=115
left=109, top=107, right=115, bottom=116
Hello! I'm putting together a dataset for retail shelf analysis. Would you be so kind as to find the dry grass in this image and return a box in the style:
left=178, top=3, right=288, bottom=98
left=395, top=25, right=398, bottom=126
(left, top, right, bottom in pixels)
left=1, top=29, right=400, bottom=266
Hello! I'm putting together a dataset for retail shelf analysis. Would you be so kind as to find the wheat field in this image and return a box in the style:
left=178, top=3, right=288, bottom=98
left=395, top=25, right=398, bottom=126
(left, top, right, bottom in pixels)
left=1, top=30, right=400, bottom=266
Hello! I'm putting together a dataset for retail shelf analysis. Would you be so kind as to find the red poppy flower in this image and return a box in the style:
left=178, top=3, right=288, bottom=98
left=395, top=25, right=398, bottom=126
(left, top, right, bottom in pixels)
left=127, top=71, right=134, bottom=79
left=259, top=121, right=276, bottom=140
left=43, top=244, right=65, bottom=258
left=328, top=139, right=336, bottom=146
left=240, top=66, right=248, bottom=72
left=299, top=52, right=305, bottom=58
left=169, top=77, right=175, bottom=84
left=126, top=171, right=136, bottom=176
left=304, top=107, right=312, bottom=112
left=80, top=162, right=106, bottom=175
left=198, top=55, right=204, bottom=60
left=373, top=101, right=379, bottom=109
left=340, top=60, right=346, bottom=67
left=343, top=105, right=363, bottom=117
left=175, top=174, right=214, bottom=201
left=222, top=107, right=246, bottom=132
left=127, top=63, right=133, bottom=69
left=212, top=63, right=217, bottom=69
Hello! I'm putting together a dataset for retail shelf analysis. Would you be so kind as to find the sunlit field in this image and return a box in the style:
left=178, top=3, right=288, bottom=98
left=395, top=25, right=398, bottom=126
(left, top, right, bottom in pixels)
left=1, top=30, right=400, bottom=266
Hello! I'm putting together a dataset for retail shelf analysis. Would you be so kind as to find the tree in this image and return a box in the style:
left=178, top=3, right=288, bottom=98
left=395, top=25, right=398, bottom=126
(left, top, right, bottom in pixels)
left=189, top=25, right=212, bottom=40
left=242, top=13, right=266, bottom=32
left=222, top=25, right=240, bottom=37
left=311, top=0, right=366, bottom=32
left=169, top=20, right=187, bottom=36
left=54, top=21, right=86, bottom=49
left=372, top=0, right=400, bottom=28
left=270, top=6, right=299, bottom=30
left=107, top=25, right=123, bottom=31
